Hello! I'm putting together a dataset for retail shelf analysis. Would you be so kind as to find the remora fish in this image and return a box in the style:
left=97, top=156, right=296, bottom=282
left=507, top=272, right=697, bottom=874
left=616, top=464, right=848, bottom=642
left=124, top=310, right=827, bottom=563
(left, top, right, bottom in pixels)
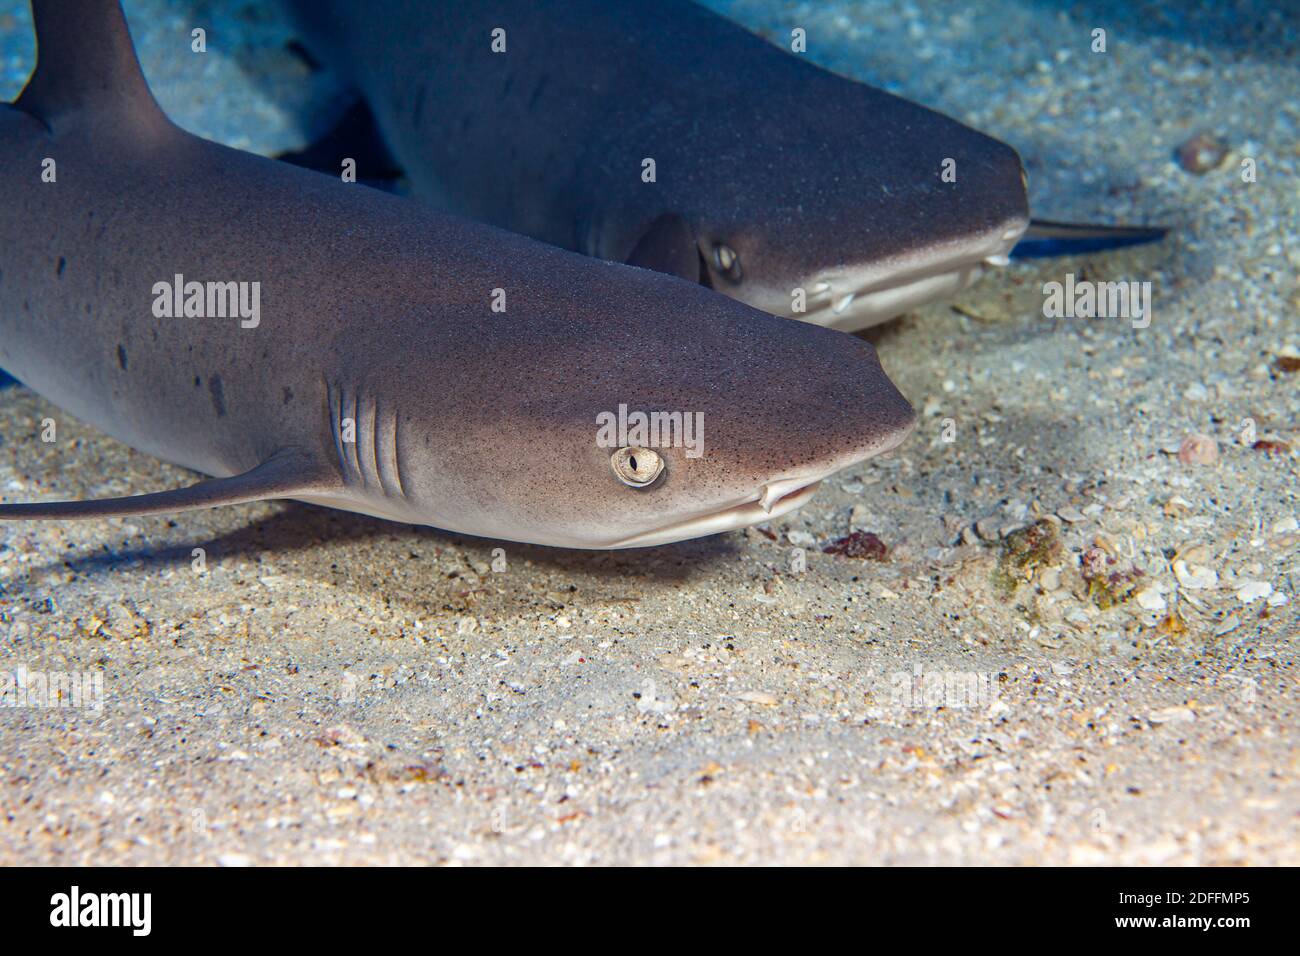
left=285, top=0, right=1053, bottom=331
left=0, top=0, right=916, bottom=549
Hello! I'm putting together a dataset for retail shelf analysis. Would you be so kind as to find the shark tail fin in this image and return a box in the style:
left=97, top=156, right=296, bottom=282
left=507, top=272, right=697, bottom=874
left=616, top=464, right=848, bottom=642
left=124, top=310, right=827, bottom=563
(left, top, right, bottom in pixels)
left=1011, top=219, right=1169, bottom=259
left=0, top=450, right=336, bottom=521
left=15, top=0, right=167, bottom=131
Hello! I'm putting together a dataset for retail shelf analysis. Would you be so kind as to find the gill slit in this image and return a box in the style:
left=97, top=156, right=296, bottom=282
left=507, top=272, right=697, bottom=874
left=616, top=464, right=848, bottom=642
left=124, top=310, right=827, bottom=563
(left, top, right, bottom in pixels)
left=325, top=378, right=408, bottom=504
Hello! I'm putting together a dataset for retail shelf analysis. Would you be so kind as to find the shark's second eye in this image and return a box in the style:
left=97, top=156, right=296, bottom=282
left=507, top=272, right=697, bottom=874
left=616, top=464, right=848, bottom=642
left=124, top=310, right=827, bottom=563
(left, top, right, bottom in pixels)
left=611, top=446, right=664, bottom=487
left=713, top=244, right=742, bottom=283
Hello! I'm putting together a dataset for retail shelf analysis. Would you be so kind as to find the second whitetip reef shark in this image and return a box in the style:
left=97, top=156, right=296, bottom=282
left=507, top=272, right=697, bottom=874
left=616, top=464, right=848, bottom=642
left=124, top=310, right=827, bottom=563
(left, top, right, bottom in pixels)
left=289, top=0, right=1164, bottom=332
left=0, top=0, right=915, bottom=549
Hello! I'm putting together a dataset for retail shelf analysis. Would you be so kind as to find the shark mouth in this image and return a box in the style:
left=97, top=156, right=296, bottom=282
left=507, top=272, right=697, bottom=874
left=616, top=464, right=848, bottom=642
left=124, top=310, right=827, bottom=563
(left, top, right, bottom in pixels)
left=779, top=221, right=1029, bottom=332
left=604, top=475, right=824, bottom=549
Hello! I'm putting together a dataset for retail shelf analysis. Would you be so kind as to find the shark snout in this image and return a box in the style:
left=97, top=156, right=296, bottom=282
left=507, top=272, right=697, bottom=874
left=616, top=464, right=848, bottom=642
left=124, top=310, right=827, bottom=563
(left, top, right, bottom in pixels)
left=744, top=335, right=916, bottom=509
left=783, top=215, right=1029, bottom=331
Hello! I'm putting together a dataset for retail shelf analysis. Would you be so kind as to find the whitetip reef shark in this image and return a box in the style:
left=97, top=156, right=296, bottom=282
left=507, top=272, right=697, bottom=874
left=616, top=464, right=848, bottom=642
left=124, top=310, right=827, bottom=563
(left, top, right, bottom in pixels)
left=0, top=0, right=916, bottom=549
left=288, top=0, right=1164, bottom=333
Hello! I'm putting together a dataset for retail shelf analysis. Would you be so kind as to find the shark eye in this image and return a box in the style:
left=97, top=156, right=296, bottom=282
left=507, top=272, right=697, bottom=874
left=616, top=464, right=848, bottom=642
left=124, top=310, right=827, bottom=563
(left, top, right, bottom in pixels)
left=712, top=243, right=742, bottom=283
left=611, top=446, right=664, bottom=487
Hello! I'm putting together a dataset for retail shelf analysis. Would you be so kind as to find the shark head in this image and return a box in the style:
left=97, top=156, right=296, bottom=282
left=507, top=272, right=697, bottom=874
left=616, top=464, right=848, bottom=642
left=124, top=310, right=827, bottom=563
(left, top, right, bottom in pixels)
left=334, top=262, right=915, bottom=550
left=605, top=63, right=1030, bottom=331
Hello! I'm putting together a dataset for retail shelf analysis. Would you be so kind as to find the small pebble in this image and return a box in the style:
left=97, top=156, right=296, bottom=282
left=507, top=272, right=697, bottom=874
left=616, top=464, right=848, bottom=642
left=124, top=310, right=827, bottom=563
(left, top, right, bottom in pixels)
left=823, top=531, right=888, bottom=560
left=1178, top=433, right=1218, bottom=466
left=1136, top=587, right=1168, bottom=611
left=1236, top=580, right=1273, bottom=603
left=848, top=504, right=870, bottom=530
left=1057, top=505, right=1086, bottom=523
left=1173, top=559, right=1218, bottom=590
left=1214, top=614, right=1242, bottom=637
left=1149, top=706, right=1196, bottom=725
left=1175, top=132, right=1229, bottom=173
left=1272, top=516, right=1298, bottom=535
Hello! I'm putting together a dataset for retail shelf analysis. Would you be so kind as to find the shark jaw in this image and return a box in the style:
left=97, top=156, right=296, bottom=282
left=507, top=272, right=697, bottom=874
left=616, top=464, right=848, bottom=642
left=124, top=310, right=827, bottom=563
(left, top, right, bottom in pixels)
left=301, top=474, right=823, bottom=550
left=757, top=220, right=1029, bottom=332
left=602, top=476, right=824, bottom=549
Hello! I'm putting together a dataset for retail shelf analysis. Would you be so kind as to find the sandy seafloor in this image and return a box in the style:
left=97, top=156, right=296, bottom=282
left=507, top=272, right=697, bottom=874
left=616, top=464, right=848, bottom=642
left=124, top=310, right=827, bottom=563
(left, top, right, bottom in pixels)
left=0, top=0, right=1296, bottom=865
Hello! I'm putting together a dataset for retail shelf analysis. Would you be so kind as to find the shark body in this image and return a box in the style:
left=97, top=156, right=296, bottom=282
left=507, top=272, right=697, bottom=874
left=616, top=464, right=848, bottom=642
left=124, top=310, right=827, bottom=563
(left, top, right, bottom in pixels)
left=0, top=0, right=916, bottom=549
left=290, top=0, right=1033, bottom=331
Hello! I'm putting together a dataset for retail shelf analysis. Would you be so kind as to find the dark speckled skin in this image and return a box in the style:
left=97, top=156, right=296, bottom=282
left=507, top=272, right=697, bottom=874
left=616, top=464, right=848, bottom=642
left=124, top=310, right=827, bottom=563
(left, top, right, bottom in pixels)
left=290, top=0, right=1029, bottom=322
left=0, top=0, right=915, bottom=548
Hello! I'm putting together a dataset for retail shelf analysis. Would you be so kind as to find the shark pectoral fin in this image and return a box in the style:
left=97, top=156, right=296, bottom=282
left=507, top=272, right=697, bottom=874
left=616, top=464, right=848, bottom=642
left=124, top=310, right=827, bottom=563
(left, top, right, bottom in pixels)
left=1011, top=219, right=1169, bottom=259
left=624, top=213, right=701, bottom=281
left=0, top=449, right=336, bottom=521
